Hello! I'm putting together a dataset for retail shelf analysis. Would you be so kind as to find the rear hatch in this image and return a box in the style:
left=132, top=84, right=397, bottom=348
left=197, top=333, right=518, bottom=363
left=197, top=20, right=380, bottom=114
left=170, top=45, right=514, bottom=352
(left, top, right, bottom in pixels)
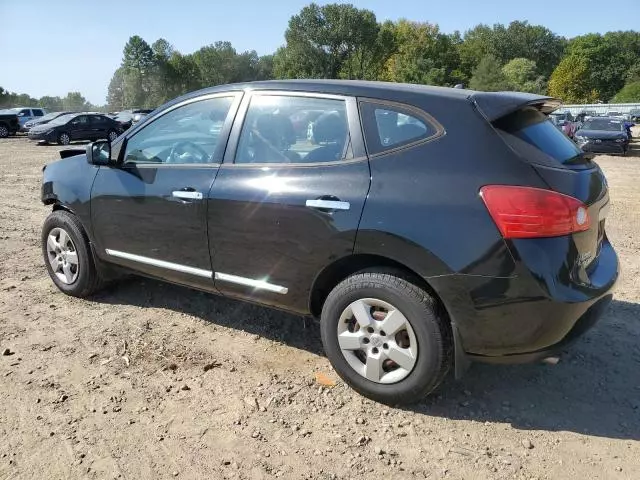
left=492, top=106, right=609, bottom=276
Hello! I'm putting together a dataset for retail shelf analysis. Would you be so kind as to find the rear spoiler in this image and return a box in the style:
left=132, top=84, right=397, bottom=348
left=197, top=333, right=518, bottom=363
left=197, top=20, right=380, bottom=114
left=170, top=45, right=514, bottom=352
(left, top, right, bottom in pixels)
left=470, top=91, right=562, bottom=122
left=59, top=148, right=86, bottom=159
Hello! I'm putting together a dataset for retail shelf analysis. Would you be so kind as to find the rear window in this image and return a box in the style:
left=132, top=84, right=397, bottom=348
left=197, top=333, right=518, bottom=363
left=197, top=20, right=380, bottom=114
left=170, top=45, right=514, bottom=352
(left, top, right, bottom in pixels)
left=495, top=107, right=584, bottom=165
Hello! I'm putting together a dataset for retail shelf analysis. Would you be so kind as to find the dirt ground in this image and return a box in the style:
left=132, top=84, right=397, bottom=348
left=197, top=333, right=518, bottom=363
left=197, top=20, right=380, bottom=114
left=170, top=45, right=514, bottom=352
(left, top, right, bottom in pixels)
left=0, top=132, right=639, bottom=480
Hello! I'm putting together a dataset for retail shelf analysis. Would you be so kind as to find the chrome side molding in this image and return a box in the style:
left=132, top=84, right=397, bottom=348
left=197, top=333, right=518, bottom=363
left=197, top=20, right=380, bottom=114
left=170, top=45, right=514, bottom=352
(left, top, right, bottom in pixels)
left=214, top=272, right=288, bottom=294
left=105, top=249, right=213, bottom=278
left=104, top=249, right=288, bottom=294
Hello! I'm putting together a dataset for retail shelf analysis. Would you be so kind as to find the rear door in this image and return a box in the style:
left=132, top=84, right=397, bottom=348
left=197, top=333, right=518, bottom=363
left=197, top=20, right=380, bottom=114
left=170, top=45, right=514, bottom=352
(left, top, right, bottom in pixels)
left=207, top=91, right=370, bottom=313
left=89, top=115, right=108, bottom=140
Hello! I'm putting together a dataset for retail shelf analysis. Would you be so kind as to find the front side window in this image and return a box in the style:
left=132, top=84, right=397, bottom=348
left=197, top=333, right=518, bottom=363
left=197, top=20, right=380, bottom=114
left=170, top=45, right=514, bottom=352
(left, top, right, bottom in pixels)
left=235, top=95, right=351, bottom=164
left=33, top=109, right=44, bottom=117
left=123, top=96, right=234, bottom=165
left=18, top=109, right=30, bottom=117
left=72, top=115, right=89, bottom=125
left=359, top=102, right=437, bottom=155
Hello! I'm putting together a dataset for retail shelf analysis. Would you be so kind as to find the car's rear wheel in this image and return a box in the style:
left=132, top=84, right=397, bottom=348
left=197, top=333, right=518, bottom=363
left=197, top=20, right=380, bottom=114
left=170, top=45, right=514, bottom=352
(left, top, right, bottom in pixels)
left=107, top=130, right=118, bottom=143
left=57, top=132, right=70, bottom=145
left=0, top=125, right=8, bottom=138
left=320, top=272, right=452, bottom=405
left=42, top=210, right=104, bottom=297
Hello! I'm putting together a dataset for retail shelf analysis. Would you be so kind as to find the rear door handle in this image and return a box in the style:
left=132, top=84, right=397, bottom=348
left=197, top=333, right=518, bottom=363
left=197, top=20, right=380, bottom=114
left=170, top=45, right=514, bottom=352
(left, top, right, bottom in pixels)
left=172, top=190, right=203, bottom=200
left=306, top=199, right=350, bottom=211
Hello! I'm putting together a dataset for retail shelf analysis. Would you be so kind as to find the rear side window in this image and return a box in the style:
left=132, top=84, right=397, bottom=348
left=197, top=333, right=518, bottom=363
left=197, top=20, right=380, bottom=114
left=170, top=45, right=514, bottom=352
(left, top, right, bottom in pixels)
left=495, top=107, right=583, bottom=165
left=33, top=109, right=44, bottom=117
left=360, top=101, right=438, bottom=155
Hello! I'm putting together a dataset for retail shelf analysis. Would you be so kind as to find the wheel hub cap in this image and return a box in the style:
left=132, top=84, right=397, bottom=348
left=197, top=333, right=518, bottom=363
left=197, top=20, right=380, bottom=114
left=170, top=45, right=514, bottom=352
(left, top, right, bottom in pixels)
left=337, top=298, right=418, bottom=384
left=46, top=227, right=79, bottom=284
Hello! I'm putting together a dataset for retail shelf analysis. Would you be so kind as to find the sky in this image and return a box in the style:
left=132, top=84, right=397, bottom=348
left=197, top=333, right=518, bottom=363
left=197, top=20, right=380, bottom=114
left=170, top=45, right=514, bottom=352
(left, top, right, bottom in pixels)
left=1, top=0, right=639, bottom=105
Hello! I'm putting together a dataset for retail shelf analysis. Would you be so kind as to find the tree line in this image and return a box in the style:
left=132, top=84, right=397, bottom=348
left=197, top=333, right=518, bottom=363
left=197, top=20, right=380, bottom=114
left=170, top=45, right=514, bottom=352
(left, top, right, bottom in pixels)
left=3, top=3, right=640, bottom=111
left=0, top=87, right=103, bottom=112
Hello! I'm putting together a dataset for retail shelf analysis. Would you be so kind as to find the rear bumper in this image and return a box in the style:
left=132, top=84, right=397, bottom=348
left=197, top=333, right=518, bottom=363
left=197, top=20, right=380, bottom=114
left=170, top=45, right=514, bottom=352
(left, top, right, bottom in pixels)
left=431, top=239, right=619, bottom=361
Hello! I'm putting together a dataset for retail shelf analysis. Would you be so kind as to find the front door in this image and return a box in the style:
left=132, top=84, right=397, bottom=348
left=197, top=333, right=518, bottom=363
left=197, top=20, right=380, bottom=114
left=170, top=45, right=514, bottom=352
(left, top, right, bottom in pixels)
left=69, top=115, right=91, bottom=141
left=90, top=93, right=240, bottom=289
left=208, top=92, right=370, bottom=313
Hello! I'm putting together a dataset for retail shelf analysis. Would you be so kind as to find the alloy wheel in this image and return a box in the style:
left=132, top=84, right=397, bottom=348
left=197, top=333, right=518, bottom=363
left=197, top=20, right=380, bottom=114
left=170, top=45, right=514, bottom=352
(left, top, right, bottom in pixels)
left=46, top=227, right=79, bottom=284
left=0, top=125, right=8, bottom=138
left=60, top=133, right=70, bottom=145
left=108, top=131, right=118, bottom=142
left=337, top=298, right=418, bottom=384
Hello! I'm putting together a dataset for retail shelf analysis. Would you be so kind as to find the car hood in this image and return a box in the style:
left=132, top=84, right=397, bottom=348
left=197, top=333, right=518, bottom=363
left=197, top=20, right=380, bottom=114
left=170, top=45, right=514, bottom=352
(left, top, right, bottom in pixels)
left=577, top=130, right=626, bottom=139
left=30, top=124, right=56, bottom=133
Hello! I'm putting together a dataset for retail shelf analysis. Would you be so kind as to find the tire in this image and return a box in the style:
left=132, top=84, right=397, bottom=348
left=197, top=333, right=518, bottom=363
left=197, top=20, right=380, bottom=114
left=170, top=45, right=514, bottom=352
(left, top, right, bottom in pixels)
left=321, top=272, right=452, bottom=405
left=107, top=129, right=118, bottom=143
left=0, top=124, right=8, bottom=138
left=42, top=210, right=104, bottom=297
left=57, top=132, right=70, bottom=145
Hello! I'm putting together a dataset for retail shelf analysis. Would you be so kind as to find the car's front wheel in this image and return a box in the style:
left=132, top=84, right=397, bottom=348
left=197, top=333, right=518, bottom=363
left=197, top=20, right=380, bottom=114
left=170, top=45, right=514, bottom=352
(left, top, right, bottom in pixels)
left=321, top=272, right=452, bottom=405
left=42, top=210, right=104, bottom=297
left=0, top=125, right=8, bottom=138
left=57, top=132, right=70, bottom=145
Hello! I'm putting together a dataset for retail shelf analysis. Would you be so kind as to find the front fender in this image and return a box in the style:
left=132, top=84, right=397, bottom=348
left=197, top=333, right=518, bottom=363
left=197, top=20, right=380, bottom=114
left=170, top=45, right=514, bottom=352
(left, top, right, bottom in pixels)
left=42, top=153, right=99, bottom=239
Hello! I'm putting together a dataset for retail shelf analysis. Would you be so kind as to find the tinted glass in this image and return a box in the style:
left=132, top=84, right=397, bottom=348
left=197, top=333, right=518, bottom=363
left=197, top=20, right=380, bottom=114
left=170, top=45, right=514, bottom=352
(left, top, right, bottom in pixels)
left=123, top=96, right=233, bottom=165
left=360, top=102, right=435, bottom=155
left=235, top=95, right=350, bottom=164
left=495, top=108, right=582, bottom=164
left=71, top=116, right=89, bottom=125
left=19, top=109, right=30, bottom=116
left=33, top=109, right=44, bottom=117
left=582, top=119, right=623, bottom=132
left=49, top=114, right=76, bottom=125
left=90, top=115, right=105, bottom=124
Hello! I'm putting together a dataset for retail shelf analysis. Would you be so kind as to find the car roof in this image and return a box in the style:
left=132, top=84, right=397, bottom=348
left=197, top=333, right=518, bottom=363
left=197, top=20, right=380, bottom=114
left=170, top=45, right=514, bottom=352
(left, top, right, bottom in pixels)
left=164, top=80, right=558, bottom=122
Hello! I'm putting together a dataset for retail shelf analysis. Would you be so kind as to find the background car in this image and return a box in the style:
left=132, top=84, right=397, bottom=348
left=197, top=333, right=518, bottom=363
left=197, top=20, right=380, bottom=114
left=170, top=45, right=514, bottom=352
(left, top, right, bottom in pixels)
left=574, top=117, right=629, bottom=155
left=28, top=113, right=121, bottom=145
left=0, top=111, right=20, bottom=138
left=0, top=107, right=47, bottom=130
left=22, top=111, right=75, bottom=133
left=113, top=108, right=154, bottom=131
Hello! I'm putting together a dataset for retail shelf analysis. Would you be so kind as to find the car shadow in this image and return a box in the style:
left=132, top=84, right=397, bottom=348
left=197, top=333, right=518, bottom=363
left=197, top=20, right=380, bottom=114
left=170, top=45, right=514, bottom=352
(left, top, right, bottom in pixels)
left=92, top=278, right=640, bottom=441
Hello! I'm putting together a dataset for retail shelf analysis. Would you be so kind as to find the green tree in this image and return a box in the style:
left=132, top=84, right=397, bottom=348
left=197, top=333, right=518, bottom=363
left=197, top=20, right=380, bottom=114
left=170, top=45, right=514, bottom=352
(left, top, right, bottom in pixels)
left=548, top=55, right=599, bottom=103
left=502, top=58, right=546, bottom=93
left=106, top=67, right=125, bottom=110
left=274, top=3, right=382, bottom=79
left=122, top=35, right=154, bottom=107
left=39, top=96, right=64, bottom=111
left=469, top=55, right=510, bottom=91
left=381, top=20, right=462, bottom=86
left=62, top=92, right=89, bottom=110
left=613, top=81, right=640, bottom=102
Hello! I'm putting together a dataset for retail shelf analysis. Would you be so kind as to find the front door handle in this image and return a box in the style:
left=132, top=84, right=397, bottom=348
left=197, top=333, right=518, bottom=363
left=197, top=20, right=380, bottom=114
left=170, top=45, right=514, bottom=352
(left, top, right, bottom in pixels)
left=172, top=190, right=203, bottom=200
left=306, top=198, right=350, bottom=211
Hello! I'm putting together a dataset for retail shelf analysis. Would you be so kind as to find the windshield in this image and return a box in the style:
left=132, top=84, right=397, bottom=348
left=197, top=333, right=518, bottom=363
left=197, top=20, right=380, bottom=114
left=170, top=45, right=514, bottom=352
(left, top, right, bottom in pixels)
left=495, top=107, right=583, bottom=165
left=582, top=119, right=623, bottom=131
left=48, top=114, right=76, bottom=126
left=38, top=112, right=65, bottom=122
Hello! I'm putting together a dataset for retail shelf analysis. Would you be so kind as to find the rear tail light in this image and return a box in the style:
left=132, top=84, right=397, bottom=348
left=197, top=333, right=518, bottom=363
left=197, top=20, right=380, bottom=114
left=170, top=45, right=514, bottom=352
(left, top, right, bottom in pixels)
left=480, top=185, right=590, bottom=239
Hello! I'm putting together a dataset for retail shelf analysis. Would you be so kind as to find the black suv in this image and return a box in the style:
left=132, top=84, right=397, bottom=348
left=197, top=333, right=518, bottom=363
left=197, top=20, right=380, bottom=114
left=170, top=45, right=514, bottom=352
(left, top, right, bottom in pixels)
left=41, top=81, right=618, bottom=404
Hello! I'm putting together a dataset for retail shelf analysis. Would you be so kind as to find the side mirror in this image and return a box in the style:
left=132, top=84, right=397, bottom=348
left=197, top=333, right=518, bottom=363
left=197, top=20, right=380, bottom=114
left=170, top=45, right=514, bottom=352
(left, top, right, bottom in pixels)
left=86, top=140, right=114, bottom=166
